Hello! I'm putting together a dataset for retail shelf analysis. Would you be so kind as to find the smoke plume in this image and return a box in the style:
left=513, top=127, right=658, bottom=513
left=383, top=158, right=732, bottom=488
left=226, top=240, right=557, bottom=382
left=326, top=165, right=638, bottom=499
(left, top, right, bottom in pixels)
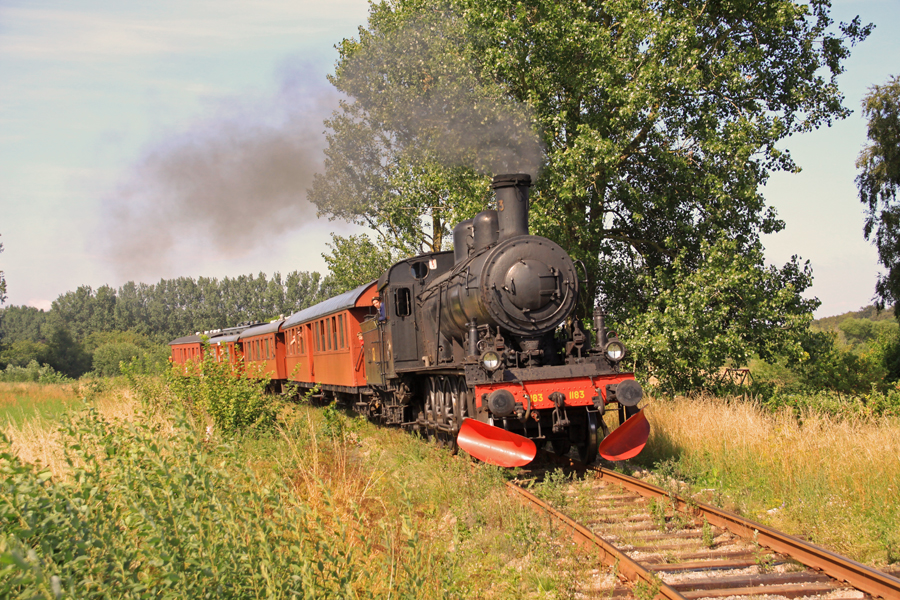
left=102, top=63, right=337, bottom=276
left=340, top=19, right=545, bottom=177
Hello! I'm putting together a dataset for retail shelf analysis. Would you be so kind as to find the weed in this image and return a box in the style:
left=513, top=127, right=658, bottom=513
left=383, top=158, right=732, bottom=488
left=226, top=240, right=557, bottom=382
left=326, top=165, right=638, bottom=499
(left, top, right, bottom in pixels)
left=702, top=517, right=715, bottom=548
left=752, top=529, right=776, bottom=573
left=535, top=468, right=572, bottom=507
left=650, top=497, right=668, bottom=531
left=632, top=573, right=663, bottom=600
left=159, top=353, right=277, bottom=433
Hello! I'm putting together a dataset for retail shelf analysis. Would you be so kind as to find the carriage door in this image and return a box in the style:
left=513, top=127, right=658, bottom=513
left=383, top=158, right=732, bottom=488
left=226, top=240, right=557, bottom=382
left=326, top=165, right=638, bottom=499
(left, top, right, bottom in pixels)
left=390, top=285, right=419, bottom=364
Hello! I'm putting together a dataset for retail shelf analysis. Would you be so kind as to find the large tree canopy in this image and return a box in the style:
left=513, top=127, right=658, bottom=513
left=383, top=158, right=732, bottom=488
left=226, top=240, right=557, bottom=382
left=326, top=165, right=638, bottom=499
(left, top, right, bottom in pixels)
left=312, top=0, right=869, bottom=389
left=857, top=75, right=900, bottom=311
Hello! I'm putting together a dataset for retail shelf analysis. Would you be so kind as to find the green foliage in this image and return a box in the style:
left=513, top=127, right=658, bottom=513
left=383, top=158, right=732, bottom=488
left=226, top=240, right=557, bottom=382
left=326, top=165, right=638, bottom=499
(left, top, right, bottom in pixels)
left=624, top=237, right=816, bottom=393
left=165, top=353, right=277, bottom=434
left=0, top=360, right=69, bottom=384
left=91, top=342, right=143, bottom=377
left=0, top=305, right=49, bottom=346
left=322, top=234, right=397, bottom=294
left=838, top=317, right=898, bottom=347
left=42, top=323, right=91, bottom=379
left=0, top=410, right=436, bottom=599
left=857, top=75, right=900, bottom=310
left=751, top=315, right=900, bottom=404
left=87, top=331, right=169, bottom=377
left=0, top=340, right=51, bottom=369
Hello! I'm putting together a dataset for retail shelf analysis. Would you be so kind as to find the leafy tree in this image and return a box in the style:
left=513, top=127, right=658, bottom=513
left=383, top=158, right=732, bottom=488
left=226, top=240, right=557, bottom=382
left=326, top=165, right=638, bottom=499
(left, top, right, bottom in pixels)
left=314, top=0, right=869, bottom=389
left=92, top=342, right=143, bottom=377
left=0, top=305, right=48, bottom=345
left=0, top=340, right=52, bottom=369
left=52, top=285, right=117, bottom=339
left=43, top=322, right=92, bottom=378
left=309, top=1, right=520, bottom=258
left=857, top=75, right=900, bottom=310
left=322, top=234, right=397, bottom=294
left=625, top=237, right=817, bottom=392
left=838, top=317, right=899, bottom=348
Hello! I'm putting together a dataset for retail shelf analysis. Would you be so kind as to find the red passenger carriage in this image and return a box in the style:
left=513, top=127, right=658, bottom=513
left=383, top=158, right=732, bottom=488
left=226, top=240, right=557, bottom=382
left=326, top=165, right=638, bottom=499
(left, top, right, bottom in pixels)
left=282, top=281, right=378, bottom=392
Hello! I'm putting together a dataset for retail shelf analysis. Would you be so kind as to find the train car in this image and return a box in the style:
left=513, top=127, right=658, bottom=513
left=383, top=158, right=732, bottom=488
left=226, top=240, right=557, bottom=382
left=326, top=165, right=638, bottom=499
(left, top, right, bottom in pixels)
left=281, top=281, right=379, bottom=395
left=169, top=334, right=207, bottom=372
left=208, top=332, right=243, bottom=369
left=238, top=320, right=286, bottom=381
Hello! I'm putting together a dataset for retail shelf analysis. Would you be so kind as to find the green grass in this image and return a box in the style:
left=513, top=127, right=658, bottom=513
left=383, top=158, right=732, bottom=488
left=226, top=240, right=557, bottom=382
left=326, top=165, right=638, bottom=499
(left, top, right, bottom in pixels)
left=0, top=382, right=80, bottom=426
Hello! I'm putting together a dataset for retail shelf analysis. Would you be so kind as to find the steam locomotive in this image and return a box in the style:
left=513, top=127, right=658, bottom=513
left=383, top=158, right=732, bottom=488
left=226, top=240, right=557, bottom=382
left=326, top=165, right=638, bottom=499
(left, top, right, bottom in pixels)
left=170, top=174, right=649, bottom=466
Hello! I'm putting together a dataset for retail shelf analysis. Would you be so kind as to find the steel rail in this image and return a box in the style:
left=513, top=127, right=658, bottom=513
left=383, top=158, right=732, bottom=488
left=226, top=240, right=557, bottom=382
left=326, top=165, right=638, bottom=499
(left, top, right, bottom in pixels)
left=539, top=451, right=900, bottom=599
left=505, top=480, right=687, bottom=600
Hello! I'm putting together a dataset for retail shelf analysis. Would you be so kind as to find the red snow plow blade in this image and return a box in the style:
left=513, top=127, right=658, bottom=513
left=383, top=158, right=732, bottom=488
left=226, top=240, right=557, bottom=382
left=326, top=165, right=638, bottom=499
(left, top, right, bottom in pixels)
left=457, top=419, right=537, bottom=467
left=598, top=408, right=650, bottom=461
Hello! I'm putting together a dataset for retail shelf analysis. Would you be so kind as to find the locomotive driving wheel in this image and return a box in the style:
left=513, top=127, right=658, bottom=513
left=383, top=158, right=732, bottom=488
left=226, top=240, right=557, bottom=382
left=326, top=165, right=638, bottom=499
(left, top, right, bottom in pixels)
left=422, top=377, right=439, bottom=441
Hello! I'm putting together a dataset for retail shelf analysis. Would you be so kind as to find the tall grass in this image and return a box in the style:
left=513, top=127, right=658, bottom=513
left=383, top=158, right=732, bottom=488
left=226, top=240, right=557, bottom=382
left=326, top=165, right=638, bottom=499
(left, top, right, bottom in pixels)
left=636, top=396, right=900, bottom=566
left=0, top=382, right=79, bottom=427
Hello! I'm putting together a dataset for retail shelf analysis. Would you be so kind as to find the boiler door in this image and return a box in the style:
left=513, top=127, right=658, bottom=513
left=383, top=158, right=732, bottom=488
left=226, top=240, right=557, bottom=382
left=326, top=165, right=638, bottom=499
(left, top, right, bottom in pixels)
left=504, top=260, right=558, bottom=311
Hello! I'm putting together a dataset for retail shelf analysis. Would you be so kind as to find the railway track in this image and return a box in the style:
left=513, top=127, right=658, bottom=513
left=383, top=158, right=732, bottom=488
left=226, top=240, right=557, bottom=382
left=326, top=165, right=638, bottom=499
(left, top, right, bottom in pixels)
left=511, top=453, right=900, bottom=599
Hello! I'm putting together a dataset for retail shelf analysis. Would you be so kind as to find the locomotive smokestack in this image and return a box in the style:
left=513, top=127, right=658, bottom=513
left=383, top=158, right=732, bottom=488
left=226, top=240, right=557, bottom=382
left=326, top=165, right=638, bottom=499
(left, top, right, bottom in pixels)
left=493, top=173, right=532, bottom=241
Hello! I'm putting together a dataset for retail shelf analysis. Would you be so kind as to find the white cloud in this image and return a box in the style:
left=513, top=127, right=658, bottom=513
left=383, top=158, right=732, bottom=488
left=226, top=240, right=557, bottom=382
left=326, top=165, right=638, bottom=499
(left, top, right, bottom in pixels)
left=0, top=1, right=369, bottom=61
left=26, top=298, right=52, bottom=311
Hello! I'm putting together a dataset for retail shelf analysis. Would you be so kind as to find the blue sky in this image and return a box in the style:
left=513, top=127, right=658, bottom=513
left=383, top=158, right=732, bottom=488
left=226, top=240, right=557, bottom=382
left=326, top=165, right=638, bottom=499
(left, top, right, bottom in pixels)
left=0, top=0, right=898, bottom=318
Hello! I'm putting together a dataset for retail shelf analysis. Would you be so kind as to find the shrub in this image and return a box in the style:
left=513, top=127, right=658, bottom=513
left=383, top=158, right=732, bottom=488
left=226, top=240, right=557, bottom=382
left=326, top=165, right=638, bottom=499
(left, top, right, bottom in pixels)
left=0, top=361, right=69, bottom=384
left=91, top=342, right=142, bottom=377
left=165, top=353, right=277, bottom=434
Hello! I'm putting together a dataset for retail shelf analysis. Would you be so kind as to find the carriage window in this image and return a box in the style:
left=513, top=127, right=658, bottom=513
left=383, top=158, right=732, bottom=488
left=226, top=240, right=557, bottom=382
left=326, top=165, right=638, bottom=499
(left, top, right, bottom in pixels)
left=265, top=338, right=270, bottom=359
left=338, top=314, right=345, bottom=348
left=325, top=319, right=331, bottom=350
left=331, top=317, right=337, bottom=350
left=315, top=322, right=321, bottom=351
left=300, top=331, right=305, bottom=355
left=395, top=287, right=412, bottom=317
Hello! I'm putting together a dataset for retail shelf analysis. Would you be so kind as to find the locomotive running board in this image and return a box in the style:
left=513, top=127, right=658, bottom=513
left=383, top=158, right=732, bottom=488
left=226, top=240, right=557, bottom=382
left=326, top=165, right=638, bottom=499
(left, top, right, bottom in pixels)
left=457, top=419, right=537, bottom=467
left=598, top=408, right=650, bottom=461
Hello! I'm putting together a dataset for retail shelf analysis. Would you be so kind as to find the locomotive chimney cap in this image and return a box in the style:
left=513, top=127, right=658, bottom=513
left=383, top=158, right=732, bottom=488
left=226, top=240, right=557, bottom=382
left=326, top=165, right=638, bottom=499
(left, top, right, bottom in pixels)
left=491, top=173, right=532, bottom=189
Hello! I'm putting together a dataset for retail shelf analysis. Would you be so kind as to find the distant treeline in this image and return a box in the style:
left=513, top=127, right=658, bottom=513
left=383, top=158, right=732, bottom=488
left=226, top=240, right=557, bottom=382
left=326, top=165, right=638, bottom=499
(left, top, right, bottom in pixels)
left=0, top=271, right=333, bottom=378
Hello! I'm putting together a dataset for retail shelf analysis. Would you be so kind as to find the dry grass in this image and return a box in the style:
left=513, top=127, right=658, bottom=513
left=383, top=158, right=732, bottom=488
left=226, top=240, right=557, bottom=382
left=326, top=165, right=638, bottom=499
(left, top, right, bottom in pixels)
left=1, top=381, right=173, bottom=479
left=638, top=395, right=900, bottom=566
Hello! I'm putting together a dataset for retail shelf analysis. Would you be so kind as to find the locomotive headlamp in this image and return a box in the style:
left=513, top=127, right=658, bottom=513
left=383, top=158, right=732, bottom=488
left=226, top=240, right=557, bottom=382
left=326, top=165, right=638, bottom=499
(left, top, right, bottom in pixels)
left=481, top=351, right=502, bottom=371
left=605, top=340, right=626, bottom=362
